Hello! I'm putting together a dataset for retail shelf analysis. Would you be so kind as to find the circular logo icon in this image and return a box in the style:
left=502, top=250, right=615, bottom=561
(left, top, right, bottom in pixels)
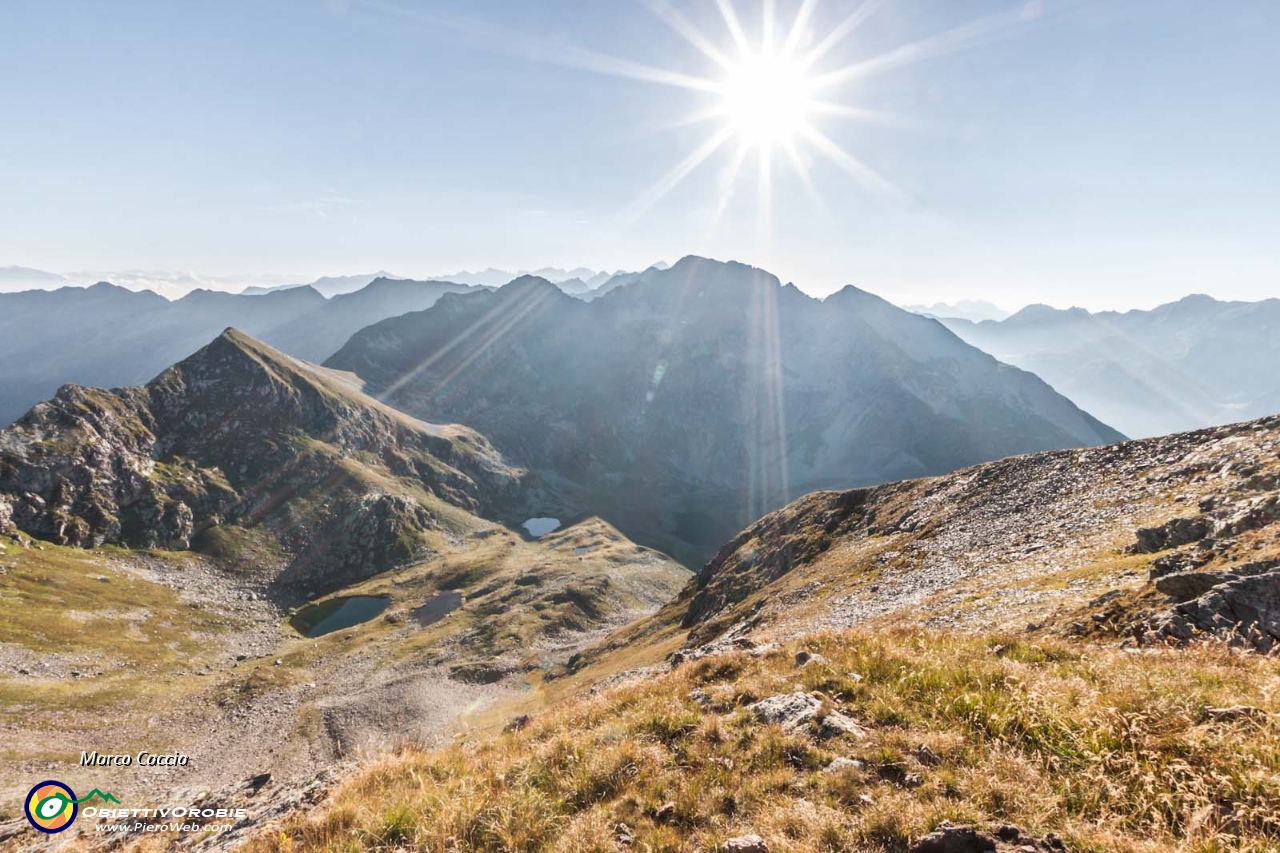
left=25, top=781, right=78, bottom=834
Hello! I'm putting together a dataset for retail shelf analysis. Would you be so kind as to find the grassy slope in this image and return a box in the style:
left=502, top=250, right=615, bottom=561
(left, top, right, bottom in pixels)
left=251, top=629, right=1280, bottom=853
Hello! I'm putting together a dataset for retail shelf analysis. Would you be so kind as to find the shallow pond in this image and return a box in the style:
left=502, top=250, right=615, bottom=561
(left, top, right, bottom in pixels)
left=412, top=590, right=464, bottom=626
left=522, top=517, right=561, bottom=538
left=291, top=595, right=391, bottom=638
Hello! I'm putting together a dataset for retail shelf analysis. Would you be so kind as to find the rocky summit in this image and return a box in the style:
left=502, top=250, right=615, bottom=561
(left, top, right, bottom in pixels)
left=327, top=256, right=1122, bottom=565
left=0, top=328, right=523, bottom=598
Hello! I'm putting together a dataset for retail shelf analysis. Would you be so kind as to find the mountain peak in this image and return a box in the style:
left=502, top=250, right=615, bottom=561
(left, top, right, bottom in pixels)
left=500, top=274, right=561, bottom=295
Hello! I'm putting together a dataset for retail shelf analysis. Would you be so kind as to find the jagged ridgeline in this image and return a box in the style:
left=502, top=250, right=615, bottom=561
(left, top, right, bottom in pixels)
left=0, top=277, right=484, bottom=428
left=0, top=328, right=524, bottom=597
left=327, top=256, right=1124, bottom=565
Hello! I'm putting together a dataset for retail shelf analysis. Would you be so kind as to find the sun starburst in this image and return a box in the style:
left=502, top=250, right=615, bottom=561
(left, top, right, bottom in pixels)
left=598, top=0, right=1057, bottom=242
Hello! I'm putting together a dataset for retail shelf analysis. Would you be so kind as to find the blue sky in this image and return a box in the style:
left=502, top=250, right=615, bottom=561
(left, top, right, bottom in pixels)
left=1, top=0, right=1277, bottom=309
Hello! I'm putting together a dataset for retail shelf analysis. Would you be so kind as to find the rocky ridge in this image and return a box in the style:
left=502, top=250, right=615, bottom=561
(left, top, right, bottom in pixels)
left=0, top=328, right=524, bottom=598
left=612, top=414, right=1280, bottom=654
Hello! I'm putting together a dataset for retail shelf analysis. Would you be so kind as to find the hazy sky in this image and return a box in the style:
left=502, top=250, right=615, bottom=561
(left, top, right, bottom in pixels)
left=2, top=0, right=1277, bottom=309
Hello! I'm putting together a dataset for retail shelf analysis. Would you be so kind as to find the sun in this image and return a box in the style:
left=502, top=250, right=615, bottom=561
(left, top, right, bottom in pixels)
left=548, top=0, right=1053, bottom=236
left=718, top=50, right=815, bottom=149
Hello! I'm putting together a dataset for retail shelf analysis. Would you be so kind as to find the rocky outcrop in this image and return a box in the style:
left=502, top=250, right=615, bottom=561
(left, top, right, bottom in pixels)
left=748, top=691, right=865, bottom=739
left=0, top=329, right=525, bottom=596
left=0, top=493, right=14, bottom=535
left=1127, top=458, right=1280, bottom=651
left=1144, top=570, right=1280, bottom=653
left=1133, top=516, right=1210, bottom=553
left=908, top=822, right=1067, bottom=853
left=0, top=383, right=229, bottom=547
left=649, top=412, right=1280, bottom=654
left=681, top=489, right=870, bottom=637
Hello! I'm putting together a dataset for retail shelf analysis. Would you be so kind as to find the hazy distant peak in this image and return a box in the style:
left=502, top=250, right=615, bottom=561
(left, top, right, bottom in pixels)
left=1156, top=293, right=1222, bottom=312
left=667, top=254, right=777, bottom=282
left=902, top=299, right=1010, bottom=323
left=0, top=266, right=73, bottom=294
left=1001, top=303, right=1091, bottom=325
left=84, top=280, right=131, bottom=293
left=825, top=283, right=882, bottom=304
left=499, top=274, right=561, bottom=295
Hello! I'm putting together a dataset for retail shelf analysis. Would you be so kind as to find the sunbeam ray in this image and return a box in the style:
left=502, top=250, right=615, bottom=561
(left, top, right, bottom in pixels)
left=762, top=0, right=776, bottom=53
left=811, top=4, right=1054, bottom=89
left=782, top=138, right=826, bottom=212
left=798, top=122, right=905, bottom=201
left=355, top=0, right=723, bottom=94
left=642, top=0, right=734, bottom=69
left=620, top=125, right=735, bottom=222
left=799, top=0, right=888, bottom=70
left=715, top=0, right=751, bottom=56
left=809, top=101, right=946, bottom=132
left=780, top=0, right=819, bottom=58
left=757, top=143, right=774, bottom=251
left=709, top=141, right=751, bottom=233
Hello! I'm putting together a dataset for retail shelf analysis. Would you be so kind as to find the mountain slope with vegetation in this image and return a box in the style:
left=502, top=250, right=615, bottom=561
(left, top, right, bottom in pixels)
left=0, top=330, right=691, bottom=845
left=233, top=414, right=1280, bottom=853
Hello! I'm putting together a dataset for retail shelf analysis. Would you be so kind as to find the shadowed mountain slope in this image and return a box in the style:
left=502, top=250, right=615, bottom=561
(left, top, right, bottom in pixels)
left=327, top=256, right=1123, bottom=565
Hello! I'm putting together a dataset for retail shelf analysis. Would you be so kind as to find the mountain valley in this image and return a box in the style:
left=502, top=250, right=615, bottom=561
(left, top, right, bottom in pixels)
left=0, top=331, right=690, bottom=845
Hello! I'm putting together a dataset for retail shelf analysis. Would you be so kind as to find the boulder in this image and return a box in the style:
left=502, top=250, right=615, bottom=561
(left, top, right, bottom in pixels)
left=908, top=821, right=1067, bottom=852
left=1155, top=570, right=1238, bottom=602
left=908, top=822, right=996, bottom=853
left=1133, top=517, right=1209, bottom=553
left=818, top=710, right=866, bottom=739
left=1215, top=495, right=1279, bottom=537
left=723, top=835, right=768, bottom=853
left=749, top=692, right=821, bottom=731
left=794, top=650, right=829, bottom=667
left=822, top=756, right=866, bottom=774
left=1174, top=571, right=1280, bottom=652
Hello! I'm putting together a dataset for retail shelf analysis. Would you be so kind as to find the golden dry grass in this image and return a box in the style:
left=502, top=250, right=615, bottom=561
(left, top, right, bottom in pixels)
left=248, top=629, right=1280, bottom=853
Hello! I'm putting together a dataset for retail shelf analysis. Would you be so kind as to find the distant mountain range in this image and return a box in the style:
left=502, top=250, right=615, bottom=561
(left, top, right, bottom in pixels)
left=941, top=294, right=1280, bottom=438
left=0, top=277, right=481, bottom=426
left=0, top=264, right=653, bottom=299
left=240, top=271, right=401, bottom=298
left=0, top=266, right=299, bottom=298
left=428, top=263, right=669, bottom=292
left=903, top=299, right=1010, bottom=322
left=0, top=265, right=69, bottom=291
left=327, top=256, right=1122, bottom=564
